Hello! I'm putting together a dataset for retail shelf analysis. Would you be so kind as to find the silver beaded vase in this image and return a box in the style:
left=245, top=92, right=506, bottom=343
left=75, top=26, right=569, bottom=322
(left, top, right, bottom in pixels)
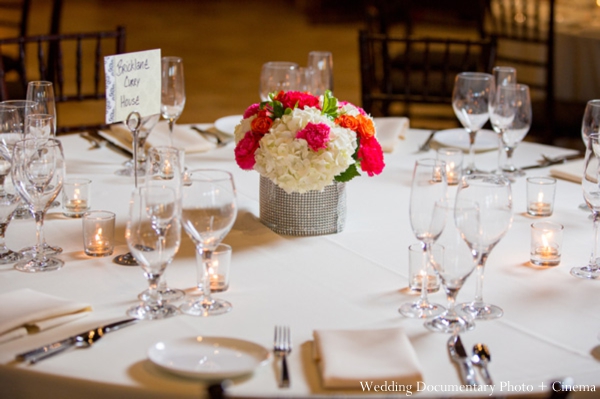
left=259, top=176, right=346, bottom=236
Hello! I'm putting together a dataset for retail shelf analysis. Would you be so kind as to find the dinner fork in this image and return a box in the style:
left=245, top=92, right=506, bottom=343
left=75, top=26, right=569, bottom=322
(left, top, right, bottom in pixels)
left=416, top=130, right=438, bottom=153
left=274, top=325, right=291, bottom=388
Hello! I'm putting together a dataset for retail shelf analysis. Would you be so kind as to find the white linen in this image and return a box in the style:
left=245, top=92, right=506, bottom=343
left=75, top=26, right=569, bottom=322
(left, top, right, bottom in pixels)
left=0, top=289, right=92, bottom=343
left=313, top=328, right=423, bottom=389
left=550, top=159, right=585, bottom=183
left=374, top=117, right=409, bottom=153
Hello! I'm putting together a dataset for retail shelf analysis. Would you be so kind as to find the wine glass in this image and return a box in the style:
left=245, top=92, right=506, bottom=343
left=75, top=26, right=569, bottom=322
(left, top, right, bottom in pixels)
left=399, top=159, right=447, bottom=319
left=138, top=146, right=185, bottom=302
left=491, top=67, right=517, bottom=173
left=452, top=72, right=494, bottom=175
left=582, top=100, right=600, bottom=147
left=0, top=105, right=21, bottom=194
left=26, top=81, right=57, bottom=133
left=307, top=51, right=333, bottom=95
left=126, top=186, right=181, bottom=319
left=115, top=113, right=160, bottom=177
left=571, top=132, right=600, bottom=279
left=0, top=100, right=37, bottom=134
left=456, top=174, right=513, bottom=320
left=11, top=138, right=65, bottom=272
left=497, top=84, right=532, bottom=177
left=424, top=199, right=478, bottom=333
left=161, top=57, right=186, bottom=147
left=259, top=61, right=299, bottom=101
left=180, top=169, right=237, bottom=316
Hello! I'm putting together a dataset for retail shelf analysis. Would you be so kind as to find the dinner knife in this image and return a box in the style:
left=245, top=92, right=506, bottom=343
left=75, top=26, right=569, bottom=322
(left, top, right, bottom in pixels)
left=448, top=335, right=478, bottom=386
left=16, top=318, right=139, bottom=364
left=521, top=153, right=582, bottom=170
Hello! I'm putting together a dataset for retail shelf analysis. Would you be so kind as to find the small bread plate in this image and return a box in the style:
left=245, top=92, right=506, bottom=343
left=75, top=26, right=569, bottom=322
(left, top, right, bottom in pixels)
left=434, top=128, right=498, bottom=152
left=214, top=115, right=242, bottom=136
left=148, top=336, right=270, bottom=380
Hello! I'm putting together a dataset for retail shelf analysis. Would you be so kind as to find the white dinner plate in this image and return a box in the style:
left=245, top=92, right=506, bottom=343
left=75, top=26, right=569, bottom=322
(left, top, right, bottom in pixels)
left=214, top=115, right=243, bottom=136
left=433, top=128, right=498, bottom=151
left=148, top=336, right=270, bottom=380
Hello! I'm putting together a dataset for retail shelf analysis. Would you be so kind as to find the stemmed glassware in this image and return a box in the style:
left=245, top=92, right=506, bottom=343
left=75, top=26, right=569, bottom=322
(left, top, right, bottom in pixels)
left=307, top=51, right=333, bottom=95
left=571, top=132, right=600, bottom=279
left=496, top=84, right=532, bottom=177
left=490, top=67, right=517, bottom=173
left=161, top=56, right=186, bottom=147
left=399, top=159, right=447, bottom=319
left=456, top=174, right=513, bottom=320
left=452, top=72, right=494, bottom=174
left=11, top=138, right=65, bottom=272
left=26, top=81, right=57, bottom=133
left=180, top=169, right=237, bottom=316
left=126, top=186, right=181, bottom=319
left=424, top=199, right=478, bottom=333
left=578, top=99, right=600, bottom=212
left=259, top=61, right=299, bottom=101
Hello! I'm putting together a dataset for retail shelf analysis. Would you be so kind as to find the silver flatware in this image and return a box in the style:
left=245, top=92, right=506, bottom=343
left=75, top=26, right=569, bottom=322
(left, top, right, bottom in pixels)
left=521, top=153, right=581, bottom=170
left=448, top=335, right=478, bottom=386
left=16, top=318, right=139, bottom=364
left=80, top=131, right=133, bottom=157
left=273, top=325, right=291, bottom=388
left=472, top=343, right=493, bottom=385
left=416, top=130, right=438, bottom=152
left=191, top=126, right=232, bottom=147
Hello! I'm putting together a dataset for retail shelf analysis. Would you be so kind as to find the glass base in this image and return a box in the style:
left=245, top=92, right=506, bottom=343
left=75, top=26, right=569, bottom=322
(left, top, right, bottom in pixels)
left=0, top=248, right=23, bottom=264
left=113, top=252, right=138, bottom=266
left=139, top=287, right=185, bottom=302
left=14, top=257, right=63, bottom=273
left=570, top=266, right=600, bottom=280
left=20, top=243, right=63, bottom=257
left=398, top=300, right=445, bottom=319
left=115, top=159, right=146, bottom=177
left=180, top=297, right=232, bottom=316
left=424, top=311, right=475, bottom=333
left=460, top=301, right=503, bottom=320
left=127, top=302, right=179, bottom=320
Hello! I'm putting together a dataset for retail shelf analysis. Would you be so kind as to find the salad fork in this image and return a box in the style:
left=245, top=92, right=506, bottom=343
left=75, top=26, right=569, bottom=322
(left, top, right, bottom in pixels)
left=274, top=325, right=291, bottom=388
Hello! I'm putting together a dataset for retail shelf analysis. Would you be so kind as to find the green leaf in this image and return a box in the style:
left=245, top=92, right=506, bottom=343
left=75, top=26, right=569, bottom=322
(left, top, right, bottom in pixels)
left=321, top=90, right=339, bottom=119
left=335, top=164, right=361, bottom=183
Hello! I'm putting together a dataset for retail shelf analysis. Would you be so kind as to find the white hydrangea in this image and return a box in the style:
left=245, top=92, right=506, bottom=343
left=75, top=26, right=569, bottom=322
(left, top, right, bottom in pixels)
left=253, top=107, right=357, bottom=194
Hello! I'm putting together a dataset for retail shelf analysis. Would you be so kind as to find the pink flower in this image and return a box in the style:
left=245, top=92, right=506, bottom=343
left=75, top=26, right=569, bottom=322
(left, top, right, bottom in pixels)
left=275, top=91, right=320, bottom=110
left=357, top=136, right=385, bottom=176
left=243, top=103, right=260, bottom=119
left=234, top=131, right=260, bottom=170
left=296, top=122, right=330, bottom=151
left=339, top=101, right=367, bottom=116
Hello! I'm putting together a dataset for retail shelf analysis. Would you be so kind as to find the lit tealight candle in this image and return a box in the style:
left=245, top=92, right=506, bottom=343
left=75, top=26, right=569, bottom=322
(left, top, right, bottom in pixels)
left=83, top=211, right=115, bottom=257
left=63, top=179, right=91, bottom=218
left=527, top=177, right=556, bottom=217
left=531, top=221, right=563, bottom=266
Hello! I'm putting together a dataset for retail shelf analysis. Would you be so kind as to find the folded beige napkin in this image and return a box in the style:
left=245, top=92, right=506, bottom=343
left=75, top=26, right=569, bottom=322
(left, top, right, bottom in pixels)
left=313, top=327, right=423, bottom=389
left=0, top=289, right=92, bottom=344
left=550, top=159, right=585, bottom=183
left=99, top=121, right=215, bottom=154
left=374, top=117, right=409, bottom=153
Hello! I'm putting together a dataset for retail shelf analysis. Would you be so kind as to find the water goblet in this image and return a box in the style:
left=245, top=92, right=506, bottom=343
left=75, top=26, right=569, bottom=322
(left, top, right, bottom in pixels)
left=452, top=72, right=494, bottom=174
left=126, top=186, right=181, bottom=319
left=26, top=81, right=57, bottom=133
left=399, top=159, right=447, bottom=319
left=497, top=84, right=531, bottom=177
left=161, top=57, right=186, bottom=147
left=11, top=138, right=65, bottom=272
left=424, top=199, right=478, bottom=333
left=456, top=174, right=513, bottom=320
left=180, top=169, right=237, bottom=316
left=307, top=51, right=333, bottom=95
left=259, top=61, right=299, bottom=101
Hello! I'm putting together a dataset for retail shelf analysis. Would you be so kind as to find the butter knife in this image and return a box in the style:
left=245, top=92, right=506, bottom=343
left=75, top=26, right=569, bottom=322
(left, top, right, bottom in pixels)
left=16, top=318, right=139, bottom=364
left=448, top=335, right=478, bottom=386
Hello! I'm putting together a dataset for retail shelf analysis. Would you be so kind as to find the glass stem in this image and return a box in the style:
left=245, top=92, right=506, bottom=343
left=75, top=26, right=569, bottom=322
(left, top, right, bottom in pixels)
left=473, top=252, right=488, bottom=303
left=196, top=247, right=213, bottom=300
left=33, top=210, right=46, bottom=262
left=467, top=130, right=477, bottom=171
left=445, top=287, right=459, bottom=316
left=590, top=212, right=600, bottom=269
left=132, top=130, right=139, bottom=188
left=168, top=119, right=175, bottom=147
left=418, top=243, right=432, bottom=305
left=0, top=222, right=8, bottom=252
left=504, top=146, right=515, bottom=171
left=0, top=174, right=6, bottom=197
left=145, top=273, right=161, bottom=308
left=136, top=136, right=147, bottom=172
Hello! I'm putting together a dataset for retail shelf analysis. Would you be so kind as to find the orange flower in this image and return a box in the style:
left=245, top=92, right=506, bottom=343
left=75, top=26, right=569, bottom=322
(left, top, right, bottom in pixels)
left=356, top=115, right=375, bottom=139
left=251, top=114, right=273, bottom=135
left=335, top=114, right=359, bottom=131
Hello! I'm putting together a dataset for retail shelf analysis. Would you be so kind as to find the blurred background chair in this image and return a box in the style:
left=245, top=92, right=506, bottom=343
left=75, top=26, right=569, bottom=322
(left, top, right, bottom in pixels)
left=359, top=30, right=497, bottom=130
left=0, top=25, right=126, bottom=133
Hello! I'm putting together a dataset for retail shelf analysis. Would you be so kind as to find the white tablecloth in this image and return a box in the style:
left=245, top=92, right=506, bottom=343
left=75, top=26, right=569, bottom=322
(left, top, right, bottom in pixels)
left=0, top=127, right=599, bottom=398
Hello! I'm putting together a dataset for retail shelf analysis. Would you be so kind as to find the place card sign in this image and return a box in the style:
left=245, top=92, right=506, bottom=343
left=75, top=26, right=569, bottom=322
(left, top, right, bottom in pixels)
left=104, top=49, right=161, bottom=124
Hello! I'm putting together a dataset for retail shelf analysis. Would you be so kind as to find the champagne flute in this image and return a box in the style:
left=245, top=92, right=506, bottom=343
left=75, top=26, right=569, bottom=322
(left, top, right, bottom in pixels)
left=424, top=199, right=478, bottom=333
left=491, top=67, right=516, bottom=173
left=497, top=84, right=531, bottom=177
left=180, top=169, right=237, bottom=316
left=126, top=186, right=181, bottom=319
left=307, top=51, right=333, bottom=95
left=11, top=138, right=65, bottom=272
left=399, top=159, right=447, bottom=319
left=452, top=72, right=494, bottom=174
left=456, top=174, right=513, bottom=320
left=161, top=57, right=186, bottom=147
left=26, top=81, right=57, bottom=133
left=571, top=132, right=600, bottom=279
left=259, top=61, right=299, bottom=101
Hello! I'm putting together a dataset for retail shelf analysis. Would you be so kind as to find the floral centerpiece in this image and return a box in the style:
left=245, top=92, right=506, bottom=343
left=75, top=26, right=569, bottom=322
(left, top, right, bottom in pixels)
left=233, top=90, right=385, bottom=235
